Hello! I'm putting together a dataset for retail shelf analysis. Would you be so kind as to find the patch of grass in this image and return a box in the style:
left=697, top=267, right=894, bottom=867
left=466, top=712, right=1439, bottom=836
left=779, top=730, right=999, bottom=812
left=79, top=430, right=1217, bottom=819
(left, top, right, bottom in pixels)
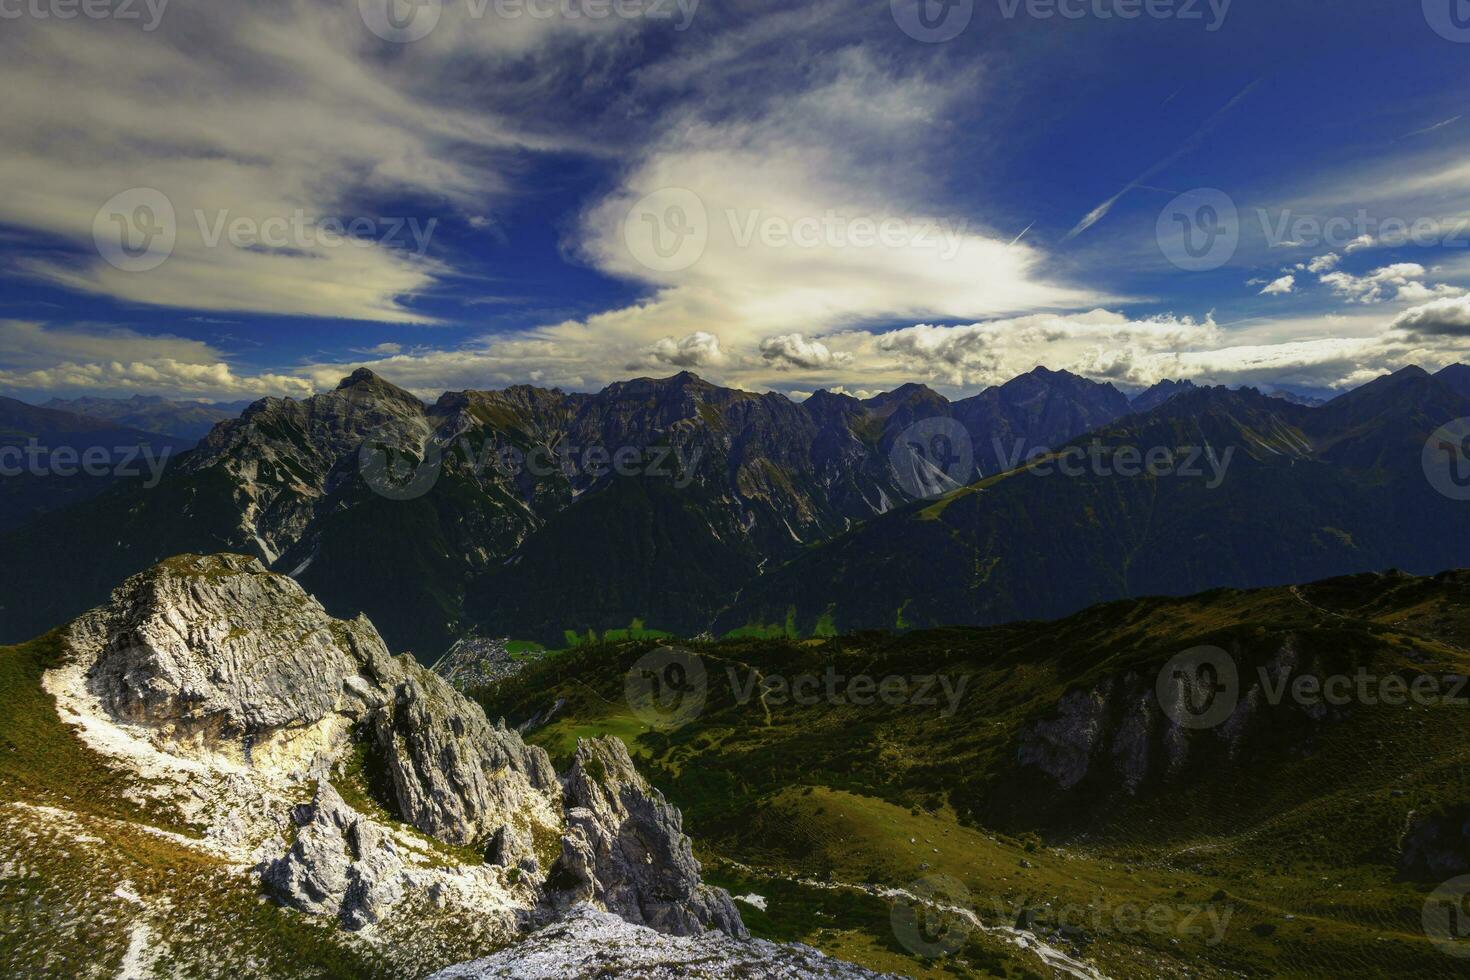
left=0, top=633, right=198, bottom=835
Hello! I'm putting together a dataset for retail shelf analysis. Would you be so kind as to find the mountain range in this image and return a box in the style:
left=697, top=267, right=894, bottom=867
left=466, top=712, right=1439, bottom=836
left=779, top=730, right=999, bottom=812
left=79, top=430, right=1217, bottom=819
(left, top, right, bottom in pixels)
left=0, top=396, right=187, bottom=533
left=1, top=364, right=1467, bottom=657
left=40, top=394, right=250, bottom=441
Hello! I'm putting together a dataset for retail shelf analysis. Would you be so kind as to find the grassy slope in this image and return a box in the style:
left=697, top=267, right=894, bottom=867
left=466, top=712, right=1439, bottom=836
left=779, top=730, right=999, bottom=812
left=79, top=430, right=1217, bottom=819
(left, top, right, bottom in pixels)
left=0, top=634, right=395, bottom=978
left=478, top=571, right=1470, bottom=979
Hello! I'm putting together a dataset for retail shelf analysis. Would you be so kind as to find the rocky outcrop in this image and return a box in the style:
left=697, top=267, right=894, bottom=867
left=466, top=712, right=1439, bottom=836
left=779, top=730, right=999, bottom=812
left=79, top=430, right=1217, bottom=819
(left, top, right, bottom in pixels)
left=1399, top=806, right=1470, bottom=881
left=1016, top=643, right=1335, bottom=796
left=548, top=737, right=747, bottom=939
left=72, top=555, right=562, bottom=863
left=370, top=671, right=559, bottom=866
left=79, top=553, right=384, bottom=740
left=429, top=904, right=896, bottom=979
left=56, top=554, right=744, bottom=949
left=261, top=780, right=408, bottom=930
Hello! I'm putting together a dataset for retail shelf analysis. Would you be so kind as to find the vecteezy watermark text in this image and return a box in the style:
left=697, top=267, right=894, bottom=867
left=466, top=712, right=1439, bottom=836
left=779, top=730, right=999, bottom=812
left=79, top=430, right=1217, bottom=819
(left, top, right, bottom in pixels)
left=93, top=188, right=441, bottom=273
left=624, top=647, right=972, bottom=729
left=622, top=188, right=970, bottom=272
left=1001, top=439, right=1236, bottom=489
left=0, top=441, right=172, bottom=488
left=0, top=0, right=168, bottom=30
left=1158, top=187, right=1470, bottom=273
left=727, top=666, right=970, bottom=718
left=890, top=874, right=1233, bottom=959
left=358, top=420, right=706, bottom=501
left=1157, top=645, right=1468, bottom=730
left=890, top=0, right=1230, bottom=43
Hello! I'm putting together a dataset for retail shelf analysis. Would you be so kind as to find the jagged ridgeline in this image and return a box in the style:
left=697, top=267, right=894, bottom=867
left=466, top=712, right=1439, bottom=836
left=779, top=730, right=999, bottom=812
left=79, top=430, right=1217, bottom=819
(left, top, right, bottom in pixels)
left=2, top=365, right=1468, bottom=661
left=0, top=366, right=1137, bottom=657
left=1, top=554, right=839, bottom=978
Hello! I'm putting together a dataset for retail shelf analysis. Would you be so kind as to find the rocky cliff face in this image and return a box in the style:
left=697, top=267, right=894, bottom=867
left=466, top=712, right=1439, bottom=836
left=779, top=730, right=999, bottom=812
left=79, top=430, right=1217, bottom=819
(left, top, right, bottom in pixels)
left=50, top=554, right=743, bottom=950
left=550, top=738, right=747, bottom=938
left=1015, top=642, right=1337, bottom=798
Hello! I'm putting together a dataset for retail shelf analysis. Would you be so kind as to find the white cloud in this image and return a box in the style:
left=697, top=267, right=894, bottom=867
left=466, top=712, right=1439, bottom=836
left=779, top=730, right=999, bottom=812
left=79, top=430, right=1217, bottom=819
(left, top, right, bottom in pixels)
left=1394, top=281, right=1467, bottom=304
left=1392, top=295, right=1470, bottom=337
left=870, top=311, right=1220, bottom=388
left=650, top=332, right=726, bottom=368
left=0, top=4, right=638, bottom=322
left=566, top=49, right=1104, bottom=370
left=760, top=334, right=849, bottom=370
left=1320, top=263, right=1433, bottom=303
left=1306, top=253, right=1340, bottom=273
left=1260, top=275, right=1296, bottom=296
left=1344, top=234, right=1377, bottom=254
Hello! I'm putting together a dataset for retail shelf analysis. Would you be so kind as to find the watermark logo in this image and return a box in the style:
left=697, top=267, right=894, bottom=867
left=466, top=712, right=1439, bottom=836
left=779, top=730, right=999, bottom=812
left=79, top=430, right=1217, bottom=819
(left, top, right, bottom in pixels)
left=357, top=418, right=444, bottom=501
left=996, top=0, right=1231, bottom=31
left=0, top=441, right=172, bottom=487
left=359, top=0, right=441, bottom=42
left=891, top=875, right=974, bottom=957
left=1257, top=209, right=1469, bottom=252
left=361, top=0, right=698, bottom=41
left=1158, top=646, right=1468, bottom=730
left=625, top=646, right=708, bottom=730
left=195, top=209, right=438, bottom=257
left=727, top=667, right=970, bottom=718
left=1424, top=418, right=1470, bottom=501
left=1157, top=188, right=1239, bottom=272
left=890, top=0, right=974, bottom=43
left=1157, top=646, right=1239, bottom=730
left=0, top=0, right=170, bottom=30
left=1424, top=0, right=1470, bottom=43
left=624, top=188, right=708, bottom=273
left=1009, top=439, right=1235, bottom=488
left=94, top=187, right=176, bottom=273
left=1425, top=876, right=1470, bottom=957
left=891, top=418, right=975, bottom=500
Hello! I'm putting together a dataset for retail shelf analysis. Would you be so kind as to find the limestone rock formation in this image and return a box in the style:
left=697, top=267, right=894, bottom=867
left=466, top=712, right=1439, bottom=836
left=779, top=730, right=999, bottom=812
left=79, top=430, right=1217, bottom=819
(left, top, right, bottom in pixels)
left=548, top=737, right=746, bottom=939
left=55, top=553, right=746, bottom=951
left=370, top=671, right=560, bottom=866
left=1015, top=643, right=1337, bottom=796
left=261, top=780, right=408, bottom=930
left=429, top=904, right=897, bottom=979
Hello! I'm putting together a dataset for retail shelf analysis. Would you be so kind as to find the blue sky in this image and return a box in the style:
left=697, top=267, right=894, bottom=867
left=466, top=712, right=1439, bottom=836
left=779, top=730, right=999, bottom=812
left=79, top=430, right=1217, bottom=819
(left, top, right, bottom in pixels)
left=2, top=0, right=1469, bottom=402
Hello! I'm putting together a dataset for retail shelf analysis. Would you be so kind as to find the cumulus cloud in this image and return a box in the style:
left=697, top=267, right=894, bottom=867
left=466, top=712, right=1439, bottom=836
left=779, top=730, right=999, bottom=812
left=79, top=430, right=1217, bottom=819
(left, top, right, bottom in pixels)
left=650, top=332, right=726, bottom=368
left=870, top=311, right=1221, bottom=388
left=1306, top=253, right=1340, bottom=273
left=1261, top=275, right=1296, bottom=295
left=1320, top=263, right=1434, bottom=303
left=760, top=334, right=849, bottom=370
left=1392, top=295, right=1470, bottom=337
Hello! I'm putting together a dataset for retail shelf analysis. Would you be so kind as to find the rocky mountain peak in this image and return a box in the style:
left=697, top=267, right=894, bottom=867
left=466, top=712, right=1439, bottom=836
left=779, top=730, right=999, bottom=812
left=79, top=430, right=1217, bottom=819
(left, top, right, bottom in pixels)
left=54, top=554, right=744, bottom=949
left=1436, top=362, right=1470, bottom=398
